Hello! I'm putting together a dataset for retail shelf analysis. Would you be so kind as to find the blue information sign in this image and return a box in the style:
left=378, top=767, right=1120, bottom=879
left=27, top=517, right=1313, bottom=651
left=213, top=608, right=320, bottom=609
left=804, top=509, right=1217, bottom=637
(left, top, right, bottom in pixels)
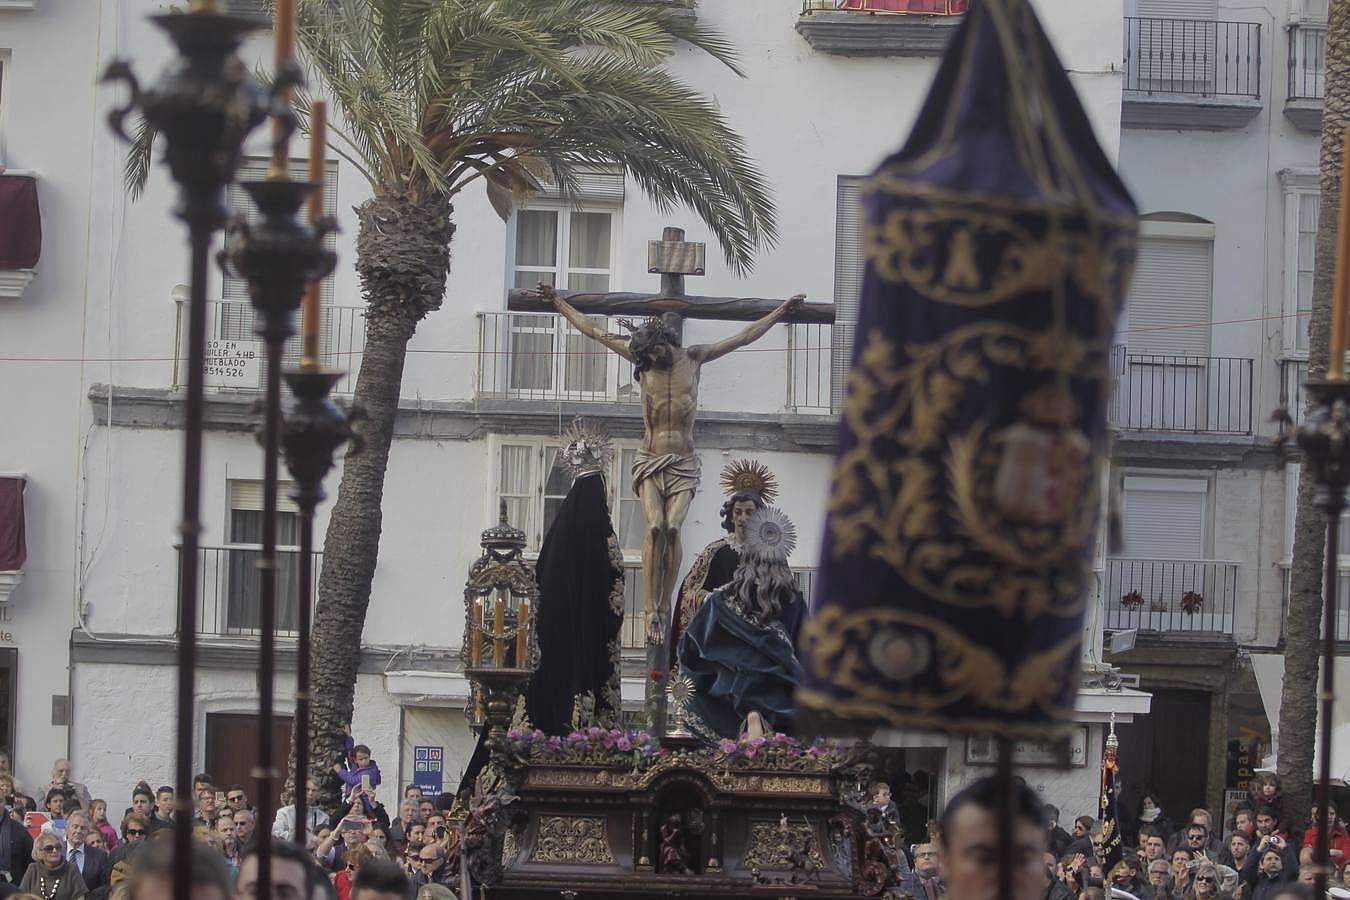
left=412, top=746, right=444, bottom=798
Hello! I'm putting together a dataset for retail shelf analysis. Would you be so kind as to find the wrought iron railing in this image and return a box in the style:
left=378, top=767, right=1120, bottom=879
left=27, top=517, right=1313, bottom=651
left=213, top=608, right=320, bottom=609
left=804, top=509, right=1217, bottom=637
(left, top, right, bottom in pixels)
left=186, top=545, right=321, bottom=638
left=1282, top=358, right=1309, bottom=429
left=173, top=300, right=366, bottom=396
left=1123, top=17, right=1262, bottom=98
left=1288, top=23, right=1327, bottom=101
left=476, top=311, right=639, bottom=405
left=1109, top=347, right=1254, bottom=434
left=1104, top=557, right=1239, bottom=639
left=787, top=323, right=841, bottom=414
left=801, top=0, right=967, bottom=13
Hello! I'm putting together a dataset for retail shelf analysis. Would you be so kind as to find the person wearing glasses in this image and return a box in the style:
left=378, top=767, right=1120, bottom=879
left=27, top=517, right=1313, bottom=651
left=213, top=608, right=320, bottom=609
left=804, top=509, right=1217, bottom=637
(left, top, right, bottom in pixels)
left=0, top=790, right=32, bottom=885
left=110, top=812, right=149, bottom=868
left=408, top=843, right=452, bottom=891
left=1188, top=861, right=1224, bottom=900
left=334, top=844, right=373, bottom=900
left=19, top=833, right=86, bottom=900
left=223, top=787, right=252, bottom=816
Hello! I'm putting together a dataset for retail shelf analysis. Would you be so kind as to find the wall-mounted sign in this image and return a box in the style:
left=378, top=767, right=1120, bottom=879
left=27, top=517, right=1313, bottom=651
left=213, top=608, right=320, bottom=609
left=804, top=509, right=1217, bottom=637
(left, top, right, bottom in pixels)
left=966, top=727, right=1089, bottom=768
left=204, top=339, right=260, bottom=387
left=413, top=746, right=444, bottom=798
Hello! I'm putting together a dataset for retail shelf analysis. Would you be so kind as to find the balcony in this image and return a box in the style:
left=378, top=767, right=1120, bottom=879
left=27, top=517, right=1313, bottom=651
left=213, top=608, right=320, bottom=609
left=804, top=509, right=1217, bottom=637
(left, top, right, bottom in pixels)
left=1122, top=17, right=1263, bottom=130
left=173, top=300, right=366, bottom=396
left=1281, top=565, right=1350, bottom=644
left=796, top=0, right=964, bottom=57
left=1109, top=348, right=1254, bottom=435
left=1281, top=358, right=1308, bottom=430
left=1286, top=22, right=1326, bottom=132
left=787, top=323, right=844, bottom=414
left=1104, top=557, right=1238, bottom=642
left=186, top=545, right=320, bottom=639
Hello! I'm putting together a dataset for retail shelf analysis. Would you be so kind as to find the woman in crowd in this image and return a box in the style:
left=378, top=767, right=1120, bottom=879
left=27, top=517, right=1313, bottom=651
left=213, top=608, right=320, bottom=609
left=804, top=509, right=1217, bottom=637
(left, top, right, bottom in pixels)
left=335, top=844, right=373, bottom=900
left=19, top=832, right=87, bottom=900
left=1138, top=793, right=1175, bottom=843
left=86, top=801, right=117, bottom=851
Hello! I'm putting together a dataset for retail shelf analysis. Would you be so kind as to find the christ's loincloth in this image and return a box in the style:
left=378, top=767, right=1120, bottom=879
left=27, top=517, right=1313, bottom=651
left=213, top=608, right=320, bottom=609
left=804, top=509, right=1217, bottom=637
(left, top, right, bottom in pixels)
left=632, top=449, right=701, bottom=501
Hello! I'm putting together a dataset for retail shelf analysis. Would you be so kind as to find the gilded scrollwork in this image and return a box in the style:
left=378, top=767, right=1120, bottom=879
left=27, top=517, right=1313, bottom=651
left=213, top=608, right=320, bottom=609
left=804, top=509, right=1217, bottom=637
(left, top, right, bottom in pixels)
left=743, top=821, right=824, bottom=871
left=529, top=816, right=616, bottom=865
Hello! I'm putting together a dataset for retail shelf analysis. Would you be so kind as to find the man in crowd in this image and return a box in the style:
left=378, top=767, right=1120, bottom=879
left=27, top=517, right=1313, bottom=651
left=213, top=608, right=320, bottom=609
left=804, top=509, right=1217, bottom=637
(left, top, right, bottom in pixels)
left=129, top=785, right=154, bottom=822
left=350, top=859, right=409, bottom=900
left=64, top=808, right=111, bottom=890
left=233, top=808, right=256, bottom=850
left=1146, top=858, right=1171, bottom=895
left=902, top=842, right=944, bottom=898
left=388, top=800, right=418, bottom=852
left=215, top=811, right=242, bottom=874
left=1169, top=809, right=1223, bottom=857
left=151, top=786, right=174, bottom=833
left=235, top=841, right=313, bottom=900
left=1140, top=826, right=1167, bottom=865
left=1253, top=806, right=1299, bottom=874
left=224, top=786, right=251, bottom=815
left=937, top=777, right=1046, bottom=900
left=1042, top=852, right=1074, bottom=900
left=45, top=760, right=91, bottom=809
left=1244, top=845, right=1293, bottom=899
left=0, top=790, right=32, bottom=884
left=1045, top=805, right=1071, bottom=858
left=409, top=843, right=452, bottom=891
left=127, top=840, right=232, bottom=900
left=272, top=778, right=326, bottom=842
left=194, top=787, right=220, bottom=830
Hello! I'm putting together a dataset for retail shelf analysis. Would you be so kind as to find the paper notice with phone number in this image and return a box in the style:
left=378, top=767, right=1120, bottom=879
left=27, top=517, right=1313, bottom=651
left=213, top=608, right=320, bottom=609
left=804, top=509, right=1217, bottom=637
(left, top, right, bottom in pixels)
left=413, top=746, right=443, bottom=798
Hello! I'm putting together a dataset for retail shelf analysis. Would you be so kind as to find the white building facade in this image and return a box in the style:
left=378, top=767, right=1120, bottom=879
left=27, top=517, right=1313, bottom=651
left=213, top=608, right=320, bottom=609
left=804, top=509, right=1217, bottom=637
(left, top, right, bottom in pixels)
left=0, top=0, right=1148, bottom=823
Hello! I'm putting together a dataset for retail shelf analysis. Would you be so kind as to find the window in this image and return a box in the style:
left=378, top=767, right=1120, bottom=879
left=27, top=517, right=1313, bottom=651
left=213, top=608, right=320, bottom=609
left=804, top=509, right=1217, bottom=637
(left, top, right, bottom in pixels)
left=1122, top=217, right=1215, bottom=357
left=1281, top=170, right=1319, bottom=356
left=219, top=157, right=339, bottom=369
left=1121, top=475, right=1209, bottom=559
left=494, top=439, right=643, bottom=555
left=832, top=176, right=865, bottom=412
left=505, top=171, right=623, bottom=397
left=226, top=480, right=303, bottom=633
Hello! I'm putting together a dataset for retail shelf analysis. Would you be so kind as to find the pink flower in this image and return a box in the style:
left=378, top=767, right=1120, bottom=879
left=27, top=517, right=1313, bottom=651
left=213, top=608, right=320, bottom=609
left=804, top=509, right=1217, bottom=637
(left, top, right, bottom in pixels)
left=507, top=727, right=523, bottom=740
left=531, top=729, right=546, bottom=741
left=587, top=726, right=603, bottom=740
left=744, top=746, right=757, bottom=759
left=616, top=737, right=632, bottom=752
left=545, top=736, right=562, bottom=752
left=718, top=739, right=737, bottom=755
left=749, top=736, right=767, bottom=749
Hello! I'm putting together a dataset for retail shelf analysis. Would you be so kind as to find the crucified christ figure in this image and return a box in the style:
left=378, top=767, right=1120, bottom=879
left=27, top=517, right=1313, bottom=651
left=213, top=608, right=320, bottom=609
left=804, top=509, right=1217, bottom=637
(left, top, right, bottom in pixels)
left=533, top=283, right=805, bottom=646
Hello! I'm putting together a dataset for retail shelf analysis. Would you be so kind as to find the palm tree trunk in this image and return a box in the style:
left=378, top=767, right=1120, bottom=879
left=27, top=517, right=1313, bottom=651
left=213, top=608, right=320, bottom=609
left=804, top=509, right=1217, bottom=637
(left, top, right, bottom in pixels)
left=1279, top=0, right=1350, bottom=833
left=305, top=190, right=452, bottom=806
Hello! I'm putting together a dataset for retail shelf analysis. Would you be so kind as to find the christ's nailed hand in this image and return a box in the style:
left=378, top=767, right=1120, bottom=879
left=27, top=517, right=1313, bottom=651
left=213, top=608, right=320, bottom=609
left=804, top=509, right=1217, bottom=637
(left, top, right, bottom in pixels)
left=786, top=293, right=805, bottom=312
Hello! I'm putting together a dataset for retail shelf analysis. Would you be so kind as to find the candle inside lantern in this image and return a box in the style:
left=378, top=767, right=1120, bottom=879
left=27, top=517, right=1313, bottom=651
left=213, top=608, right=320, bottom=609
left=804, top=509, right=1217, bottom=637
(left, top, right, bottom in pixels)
left=493, top=595, right=506, bottom=665
left=469, top=599, right=483, bottom=666
left=515, top=599, right=529, bottom=667
left=1331, top=127, right=1350, bottom=381
left=269, top=0, right=297, bottom=179
left=301, top=100, right=327, bottom=370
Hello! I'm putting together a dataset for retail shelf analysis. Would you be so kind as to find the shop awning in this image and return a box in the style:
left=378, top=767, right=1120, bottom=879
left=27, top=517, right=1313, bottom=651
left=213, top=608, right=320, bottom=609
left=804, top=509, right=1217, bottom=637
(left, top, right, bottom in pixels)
left=0, top=174, right=41, bottom=270
left=1251, top=652, right=1350, bottom=783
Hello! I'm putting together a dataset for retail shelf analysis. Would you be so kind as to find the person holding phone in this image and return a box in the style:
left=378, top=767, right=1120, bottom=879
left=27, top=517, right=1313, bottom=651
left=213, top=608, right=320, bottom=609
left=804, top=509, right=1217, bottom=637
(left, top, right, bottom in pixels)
left=333, top=725, right=382, bottom=818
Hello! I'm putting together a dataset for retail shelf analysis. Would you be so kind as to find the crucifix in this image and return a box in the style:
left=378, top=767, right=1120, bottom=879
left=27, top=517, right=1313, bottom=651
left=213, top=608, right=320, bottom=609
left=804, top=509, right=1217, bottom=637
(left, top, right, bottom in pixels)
left=510, top=226, right=835, bottom=735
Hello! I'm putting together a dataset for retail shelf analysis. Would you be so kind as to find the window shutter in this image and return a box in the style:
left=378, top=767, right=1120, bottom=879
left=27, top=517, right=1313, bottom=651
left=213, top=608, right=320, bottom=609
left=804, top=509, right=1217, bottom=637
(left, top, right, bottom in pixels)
left=1137, top=0, right=1216, bottom=17
left=538, top=169, right=625, bottom=205
left=222, top=0, right=269, bottom=20
left=831, top=176, right=865, bottom=411
left=1123, top=236, right=1212, bottom=356
left=228, top=480, right=300, bottom=515
left=1122, top=478, right=1206, bottom=559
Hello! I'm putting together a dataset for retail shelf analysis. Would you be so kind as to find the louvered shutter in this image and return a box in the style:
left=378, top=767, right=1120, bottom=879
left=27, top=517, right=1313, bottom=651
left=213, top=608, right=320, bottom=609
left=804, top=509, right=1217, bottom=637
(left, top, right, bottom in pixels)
left=537, top=169, right=625, bottom=205
left=228, top=480, right=300, bottom=515
left=1122, top=477, right=1206, bottom=558
left=1137, top=0, right=1215, bottom=17
left=222, top=0, right=268, bottom=21
left=1123, top=235, right=1212, bottom=356
left=831, top=177, right=865, bottom=411
left=221, top=158, right=339, bottom=365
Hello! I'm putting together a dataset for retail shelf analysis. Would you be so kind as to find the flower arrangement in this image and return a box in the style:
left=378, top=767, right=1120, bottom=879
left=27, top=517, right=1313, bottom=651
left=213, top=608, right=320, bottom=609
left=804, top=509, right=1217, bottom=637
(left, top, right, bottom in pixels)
left=504, top=726, right=663, bottom=767
left=710, top=733, right=845, bottom=768
left=1120, top=590, right=1144, bottom=609
left=1181, top=591, right=1204, bottom=614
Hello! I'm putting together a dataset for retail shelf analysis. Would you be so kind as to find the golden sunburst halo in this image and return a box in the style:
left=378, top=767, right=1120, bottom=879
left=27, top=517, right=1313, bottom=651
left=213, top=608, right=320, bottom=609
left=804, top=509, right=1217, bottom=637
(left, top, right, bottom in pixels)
left=719, top=459, right=779, bottom=503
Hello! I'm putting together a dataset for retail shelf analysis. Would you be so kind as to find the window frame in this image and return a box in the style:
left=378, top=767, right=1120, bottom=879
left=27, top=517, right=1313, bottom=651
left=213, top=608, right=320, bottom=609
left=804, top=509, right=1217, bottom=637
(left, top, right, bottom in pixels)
left=505, top=201, right=622, bottom=296
left=488, top=434, right=643, bottom=560
left=0, top=51, right=10, bottom=166
left=223, top=479, right=304, bottom=635
left=1280, top=168, right=1319, bottom=359
left=1119, top=472, right=1213, bottom=560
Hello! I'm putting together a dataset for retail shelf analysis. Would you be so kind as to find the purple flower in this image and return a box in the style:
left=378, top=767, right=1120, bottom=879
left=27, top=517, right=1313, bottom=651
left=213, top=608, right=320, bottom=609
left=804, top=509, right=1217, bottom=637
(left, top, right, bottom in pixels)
left=718, top=739, right=737, bottom=755
left=744, top=746, right=757, bottom=759
left=531, top=729, right=545, bottom=741
left=616, top=737, right=632, bottom=752
left=749, top=736, right=767, bottom=749
left=587, top=726, right=603, bottom=740
left=545, top=736, right=562, bottom=752
left=507, top=727, right=523, bottom=740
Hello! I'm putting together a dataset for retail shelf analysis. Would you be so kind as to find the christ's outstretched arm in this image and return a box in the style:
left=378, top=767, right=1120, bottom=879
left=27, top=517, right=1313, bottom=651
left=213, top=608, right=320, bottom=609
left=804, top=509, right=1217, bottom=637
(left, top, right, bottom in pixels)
left=693, top=294, right=806, bottom=363
left=532, top=283, right=635, bottom=362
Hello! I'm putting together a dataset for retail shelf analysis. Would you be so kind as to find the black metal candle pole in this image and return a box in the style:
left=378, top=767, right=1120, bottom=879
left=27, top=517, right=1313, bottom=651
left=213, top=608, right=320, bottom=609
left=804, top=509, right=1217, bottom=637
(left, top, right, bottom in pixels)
left=221, top=153, right=335, bottom=898
left=281, top=368, right=360, bottom=843
left=1295, top=377, right=1350, bottom=900
left=994, top=736, right=1014, bottom=900
left=102, top=10, right=266, bottom=899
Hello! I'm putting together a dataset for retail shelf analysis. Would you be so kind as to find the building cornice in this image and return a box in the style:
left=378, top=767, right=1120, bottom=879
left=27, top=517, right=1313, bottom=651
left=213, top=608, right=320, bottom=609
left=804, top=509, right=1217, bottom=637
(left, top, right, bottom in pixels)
left=88, top=385, right=840, bottom=454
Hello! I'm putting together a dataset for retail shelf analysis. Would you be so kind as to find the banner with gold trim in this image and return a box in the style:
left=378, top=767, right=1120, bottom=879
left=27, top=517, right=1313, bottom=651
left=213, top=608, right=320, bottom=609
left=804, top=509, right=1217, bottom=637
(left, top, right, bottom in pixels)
left=796, top=0, right=1137, bottom=739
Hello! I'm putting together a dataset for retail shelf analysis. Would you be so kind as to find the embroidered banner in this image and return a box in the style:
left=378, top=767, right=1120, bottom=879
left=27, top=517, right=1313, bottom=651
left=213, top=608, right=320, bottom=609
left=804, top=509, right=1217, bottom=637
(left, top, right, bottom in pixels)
left=0, top=477, right=26, bottom=572
left=797, top=0, right=1137, bottom=739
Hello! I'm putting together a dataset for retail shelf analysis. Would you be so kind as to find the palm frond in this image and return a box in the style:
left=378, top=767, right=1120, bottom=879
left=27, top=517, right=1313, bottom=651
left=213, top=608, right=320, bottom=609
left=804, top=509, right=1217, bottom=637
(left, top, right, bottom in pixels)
left=123, top=115, right=158, bottom=200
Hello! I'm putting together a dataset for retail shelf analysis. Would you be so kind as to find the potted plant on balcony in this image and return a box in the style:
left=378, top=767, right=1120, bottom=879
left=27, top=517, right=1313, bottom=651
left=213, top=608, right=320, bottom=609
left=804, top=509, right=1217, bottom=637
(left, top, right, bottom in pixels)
left=1181, top=591, right=1204, bottom=615
left=1120, top=590, right=1144, bottom=609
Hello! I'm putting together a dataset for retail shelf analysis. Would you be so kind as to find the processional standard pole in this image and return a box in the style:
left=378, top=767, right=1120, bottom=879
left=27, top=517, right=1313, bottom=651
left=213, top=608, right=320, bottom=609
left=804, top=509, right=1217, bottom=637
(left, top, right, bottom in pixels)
left=101, top=2, right=266, bottom=896
left=219, top=0, right=336, bottom=888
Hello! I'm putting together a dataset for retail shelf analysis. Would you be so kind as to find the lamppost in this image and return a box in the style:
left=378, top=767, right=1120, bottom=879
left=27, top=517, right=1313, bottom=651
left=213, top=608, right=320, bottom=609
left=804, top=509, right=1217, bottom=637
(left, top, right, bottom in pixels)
left=463, top=503, right=539, bottom=748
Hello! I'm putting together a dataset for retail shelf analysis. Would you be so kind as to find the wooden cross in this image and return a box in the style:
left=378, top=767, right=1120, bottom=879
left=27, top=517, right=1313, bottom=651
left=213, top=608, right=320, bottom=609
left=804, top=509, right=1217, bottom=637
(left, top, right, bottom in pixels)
left=506, top=226, right=837, bottom=331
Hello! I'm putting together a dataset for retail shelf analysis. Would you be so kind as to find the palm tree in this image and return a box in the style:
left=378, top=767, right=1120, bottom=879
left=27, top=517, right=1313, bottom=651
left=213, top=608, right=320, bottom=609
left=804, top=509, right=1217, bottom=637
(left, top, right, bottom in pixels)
left=129, top=0, right=778, bottom=796
left=1280, top=0, right=1350, bottom=832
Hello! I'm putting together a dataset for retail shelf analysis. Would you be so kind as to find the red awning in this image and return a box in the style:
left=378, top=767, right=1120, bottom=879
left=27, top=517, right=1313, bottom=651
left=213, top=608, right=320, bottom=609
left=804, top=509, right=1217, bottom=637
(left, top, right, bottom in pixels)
left=0, top=477, right=25, bottom=572
left=0, top=175, right=41, bottom=270
left=836, top=0, right=968, bottom=12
